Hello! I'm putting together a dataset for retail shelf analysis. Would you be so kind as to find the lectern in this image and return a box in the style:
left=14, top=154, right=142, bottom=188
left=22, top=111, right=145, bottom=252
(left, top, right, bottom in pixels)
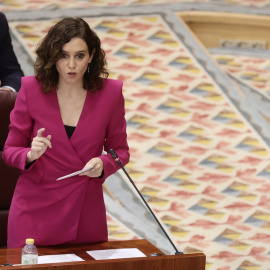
left=0, top=239, right=206, bottom=270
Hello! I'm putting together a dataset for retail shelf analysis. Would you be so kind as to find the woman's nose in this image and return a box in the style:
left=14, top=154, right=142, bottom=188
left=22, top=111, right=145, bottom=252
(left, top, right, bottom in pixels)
left=68, top=57, right=75, bottom=68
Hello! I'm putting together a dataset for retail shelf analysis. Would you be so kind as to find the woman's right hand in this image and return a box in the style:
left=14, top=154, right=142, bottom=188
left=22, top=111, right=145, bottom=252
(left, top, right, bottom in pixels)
left=26, top=128, right=52, bottom=164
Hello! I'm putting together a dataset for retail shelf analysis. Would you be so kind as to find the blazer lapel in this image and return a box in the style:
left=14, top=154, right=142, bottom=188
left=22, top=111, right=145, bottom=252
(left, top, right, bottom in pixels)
left=48, top=90, right=86, bottom=167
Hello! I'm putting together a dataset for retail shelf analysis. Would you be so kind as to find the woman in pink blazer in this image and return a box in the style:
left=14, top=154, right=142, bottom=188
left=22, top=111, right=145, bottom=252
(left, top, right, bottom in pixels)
left=3, top=18, right=129, bottom=248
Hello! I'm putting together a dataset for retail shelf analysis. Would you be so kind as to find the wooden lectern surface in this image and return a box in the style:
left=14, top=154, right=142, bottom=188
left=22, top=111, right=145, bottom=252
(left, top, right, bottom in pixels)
left=0, top=239, right=206, bottom=270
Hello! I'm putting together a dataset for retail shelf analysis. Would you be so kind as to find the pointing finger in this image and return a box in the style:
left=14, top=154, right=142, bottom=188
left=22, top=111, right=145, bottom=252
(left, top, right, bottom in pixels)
left=37, top=128, right=45, bottom=137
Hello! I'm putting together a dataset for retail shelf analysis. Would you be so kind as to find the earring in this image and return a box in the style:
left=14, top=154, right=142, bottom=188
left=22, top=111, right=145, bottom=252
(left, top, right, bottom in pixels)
left=87, top=64, right=90, bottom=73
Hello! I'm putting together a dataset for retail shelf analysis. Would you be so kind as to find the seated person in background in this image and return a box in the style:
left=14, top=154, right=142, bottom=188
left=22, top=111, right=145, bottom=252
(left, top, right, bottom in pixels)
left=3, top=17, right=129, bottom=248
left=0, top=12, right=24, bottom=92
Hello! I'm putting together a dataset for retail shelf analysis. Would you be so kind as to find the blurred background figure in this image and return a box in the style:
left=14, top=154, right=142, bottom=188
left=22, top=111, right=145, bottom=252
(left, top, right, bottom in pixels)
left=0, top=12, right=24, bottom=92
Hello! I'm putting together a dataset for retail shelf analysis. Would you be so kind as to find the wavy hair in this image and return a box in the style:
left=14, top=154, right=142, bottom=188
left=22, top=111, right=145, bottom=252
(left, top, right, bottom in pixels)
left=34, top=17, right=109, bottom=93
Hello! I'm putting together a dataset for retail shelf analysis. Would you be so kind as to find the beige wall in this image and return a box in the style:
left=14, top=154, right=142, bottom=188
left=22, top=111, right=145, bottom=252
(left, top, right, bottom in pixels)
left=177, top=11, right=270, bottom=49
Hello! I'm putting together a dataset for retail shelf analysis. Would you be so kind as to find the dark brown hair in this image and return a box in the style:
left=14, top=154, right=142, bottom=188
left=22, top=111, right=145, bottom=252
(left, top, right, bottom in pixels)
left=34, top=17, right=109, bottom=93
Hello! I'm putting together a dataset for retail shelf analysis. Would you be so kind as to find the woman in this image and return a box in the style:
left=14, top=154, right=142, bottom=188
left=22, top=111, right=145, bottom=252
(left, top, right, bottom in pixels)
left=3, top=17, right=129, bottom=248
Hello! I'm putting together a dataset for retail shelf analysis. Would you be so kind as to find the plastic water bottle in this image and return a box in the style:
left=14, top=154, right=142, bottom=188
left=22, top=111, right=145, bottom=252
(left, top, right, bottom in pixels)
left=21, top=238, right=38, bottom=265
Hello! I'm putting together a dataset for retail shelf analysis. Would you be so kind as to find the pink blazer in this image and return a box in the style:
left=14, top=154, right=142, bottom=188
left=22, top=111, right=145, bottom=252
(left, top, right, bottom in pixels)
left=3, top=76, right=129, bottom=248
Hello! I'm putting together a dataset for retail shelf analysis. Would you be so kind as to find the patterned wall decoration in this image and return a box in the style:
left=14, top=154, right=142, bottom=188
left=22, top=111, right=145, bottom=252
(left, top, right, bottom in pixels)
left=7, top=10, right=270, bottom=270
left=214, top=54, right=270, bottom=98
left=1, top=0, right=270, bottom=11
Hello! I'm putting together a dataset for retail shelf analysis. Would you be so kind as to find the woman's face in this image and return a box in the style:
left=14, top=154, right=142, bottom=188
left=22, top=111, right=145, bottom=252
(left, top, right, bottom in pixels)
left=56, top=37, right=92, bottom=87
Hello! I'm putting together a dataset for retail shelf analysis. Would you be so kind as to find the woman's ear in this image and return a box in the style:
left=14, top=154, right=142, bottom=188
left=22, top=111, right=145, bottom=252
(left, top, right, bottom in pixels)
left=89, top=50, right=95, bottom=63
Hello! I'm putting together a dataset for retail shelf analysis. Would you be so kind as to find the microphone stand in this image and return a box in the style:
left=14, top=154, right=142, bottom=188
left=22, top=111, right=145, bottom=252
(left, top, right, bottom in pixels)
left=109, top=149, right=184, bottom=256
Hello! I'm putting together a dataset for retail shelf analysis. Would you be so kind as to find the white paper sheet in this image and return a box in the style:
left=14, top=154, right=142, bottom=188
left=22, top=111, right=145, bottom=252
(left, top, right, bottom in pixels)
left=38, top=254, right=84, bottom=264
left=87, top=248, right=146, bottom=260
left=57, top=166, right=93, bottom=180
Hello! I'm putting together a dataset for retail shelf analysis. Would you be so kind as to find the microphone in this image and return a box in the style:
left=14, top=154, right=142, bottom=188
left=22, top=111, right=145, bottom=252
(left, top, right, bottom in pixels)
left=109, top=149, right=184, bottom=256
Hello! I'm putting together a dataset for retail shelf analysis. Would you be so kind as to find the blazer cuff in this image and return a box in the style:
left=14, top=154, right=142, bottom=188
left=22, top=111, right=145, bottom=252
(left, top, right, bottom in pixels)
left=1, top=85, right=16, bottom=92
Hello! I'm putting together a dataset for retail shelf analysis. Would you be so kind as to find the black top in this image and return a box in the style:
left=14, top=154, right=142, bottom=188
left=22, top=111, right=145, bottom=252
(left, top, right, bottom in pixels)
left=64, top=125, right=76, bottom=139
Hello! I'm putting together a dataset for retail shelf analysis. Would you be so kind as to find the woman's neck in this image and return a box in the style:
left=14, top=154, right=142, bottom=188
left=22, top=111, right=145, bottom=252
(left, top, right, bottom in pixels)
left=57, top=84, right=85, bottom=96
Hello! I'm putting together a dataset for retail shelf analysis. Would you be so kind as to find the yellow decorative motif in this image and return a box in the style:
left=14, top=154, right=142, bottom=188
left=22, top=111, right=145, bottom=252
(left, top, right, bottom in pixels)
left=143, top=73, right=160, bottom=80
left=206, top=93, right=223, bottom=102
left=108, top=30, right=125, bottom=37
left=228, top=120, right=245, bottom=128
left=198, top=84, right=215, bottom=91
left=223, top=230, right=241, bottom=240
left=199, top=200, right=217, bottom=209
left=131, top=115, right=149, bottom=124
left=253, top=213, right=270, bottom=221
left=194, top=137, right=212, bottom=145
left=219, top=111, right=237, bottom=119
left=180, top=181, right=199, bottom=191
left=238, top=193, right=257, bottom=202
left=187, top=126, right=204, bottom=135
left=100, top=21, right=118, bottom=28
left=138, top=125, right=158, bottom=134
left=251, top=148, right=268, bottom=157
left=142, top=17, right=159, bottom=23
left=155, top=31, right=171, bottom=39
left=129, top=55, right=145, bottom=62
left=208, top=155, right=226, bottom=163
left=216, top=165, right=235, bottom=173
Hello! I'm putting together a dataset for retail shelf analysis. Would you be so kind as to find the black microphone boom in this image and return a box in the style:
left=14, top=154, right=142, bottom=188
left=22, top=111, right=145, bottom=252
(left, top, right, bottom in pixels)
left=109, top=149, right=183, bottom=255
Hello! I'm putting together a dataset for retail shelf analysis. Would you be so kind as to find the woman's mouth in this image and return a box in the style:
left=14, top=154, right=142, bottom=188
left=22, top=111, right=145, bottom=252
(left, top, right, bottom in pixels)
left=67, top=72, right=76, bottom=78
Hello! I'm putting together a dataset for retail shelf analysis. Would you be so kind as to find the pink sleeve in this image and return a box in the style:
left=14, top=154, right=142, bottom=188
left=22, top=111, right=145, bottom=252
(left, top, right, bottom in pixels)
left=98, top=83, right=130, bottom=181
left=2, top=78, right=32, bottom=170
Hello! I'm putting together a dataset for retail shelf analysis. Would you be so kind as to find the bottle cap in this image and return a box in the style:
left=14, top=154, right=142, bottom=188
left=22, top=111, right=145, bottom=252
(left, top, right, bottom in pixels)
left=25, top=238, right=34, bottom=244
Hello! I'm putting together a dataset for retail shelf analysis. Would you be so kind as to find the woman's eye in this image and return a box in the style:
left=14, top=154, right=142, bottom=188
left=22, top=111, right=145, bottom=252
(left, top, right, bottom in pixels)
left=61, top=53, right=68, bottom=58
left=77, top=53, right=85, bottom=59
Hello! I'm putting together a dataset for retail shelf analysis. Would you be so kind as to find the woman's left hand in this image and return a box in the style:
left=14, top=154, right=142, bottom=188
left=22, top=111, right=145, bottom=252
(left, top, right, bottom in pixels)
left=80, top=157, right=104, bottom=178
